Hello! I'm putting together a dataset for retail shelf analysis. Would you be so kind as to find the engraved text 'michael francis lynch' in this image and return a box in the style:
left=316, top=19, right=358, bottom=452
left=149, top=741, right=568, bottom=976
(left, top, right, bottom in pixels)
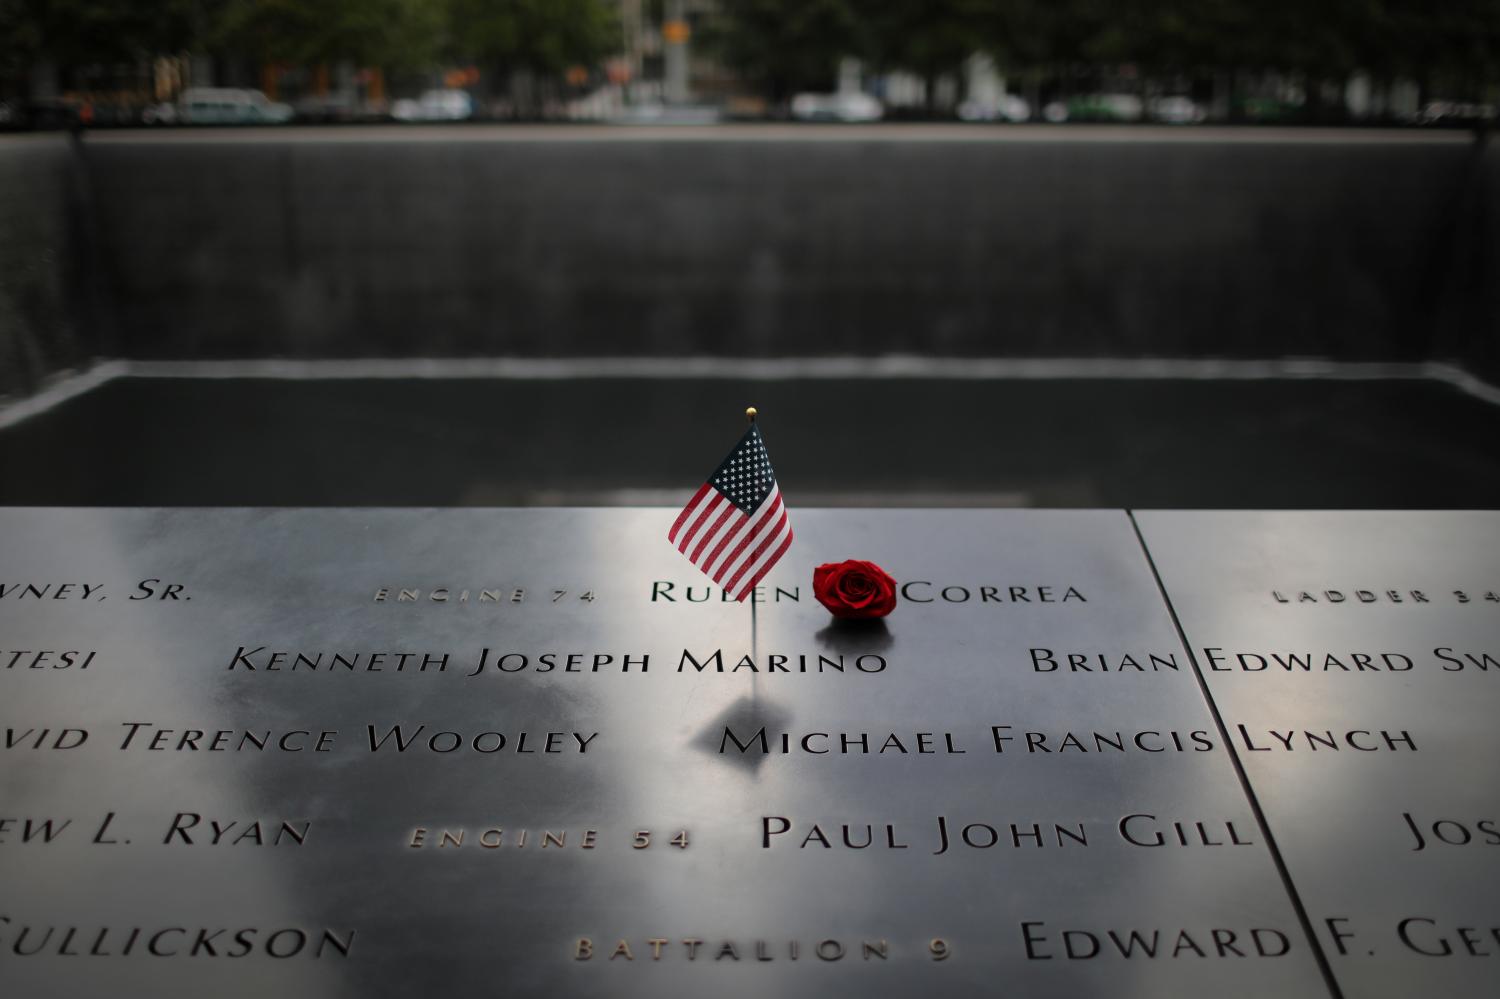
left=719, top=725, right=1216, bottom=757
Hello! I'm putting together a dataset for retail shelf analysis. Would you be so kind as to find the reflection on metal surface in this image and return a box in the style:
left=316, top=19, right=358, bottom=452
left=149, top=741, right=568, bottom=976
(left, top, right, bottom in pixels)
left=814, top=618, right=895, bottom=655
left=1135, top=510, right=1500, bottom=999
left=690, top=696, right=792, bottom=774
left=0, top=509, right=1330, bottom=997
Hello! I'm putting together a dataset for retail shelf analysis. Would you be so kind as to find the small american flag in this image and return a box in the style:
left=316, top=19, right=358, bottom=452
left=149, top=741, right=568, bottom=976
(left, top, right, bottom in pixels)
left=668, top=421, right=793, bottom=601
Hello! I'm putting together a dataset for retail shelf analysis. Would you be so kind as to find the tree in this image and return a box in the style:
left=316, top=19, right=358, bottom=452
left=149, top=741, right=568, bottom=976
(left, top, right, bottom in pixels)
left=216, top=0, right=442, bottom=70
left=861, top=0, right=991, bottom=108
left=705, top=0, right=866, bottom=101
left=1374, top=0, right=1500, bottom=95
left=0, top=0, right=196, bottom=69
left=444, top=0, right=618, bottom=77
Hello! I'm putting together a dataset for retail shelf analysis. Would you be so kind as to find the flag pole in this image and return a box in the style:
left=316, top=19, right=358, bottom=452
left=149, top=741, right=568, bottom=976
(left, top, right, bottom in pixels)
left=746, top=406, right=759, bottom=698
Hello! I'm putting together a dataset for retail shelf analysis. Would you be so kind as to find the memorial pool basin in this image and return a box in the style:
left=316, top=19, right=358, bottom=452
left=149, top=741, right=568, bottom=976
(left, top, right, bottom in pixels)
left=1, top=371, right=1496, bottom=508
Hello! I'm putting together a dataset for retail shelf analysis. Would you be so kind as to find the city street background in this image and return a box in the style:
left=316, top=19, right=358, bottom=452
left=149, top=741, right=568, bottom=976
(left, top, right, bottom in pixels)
left=1, top=4, right=1497, bottom=508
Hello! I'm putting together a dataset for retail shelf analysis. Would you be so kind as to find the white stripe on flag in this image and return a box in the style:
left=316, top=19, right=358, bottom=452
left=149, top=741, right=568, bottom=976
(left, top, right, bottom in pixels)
left=707, top=486, right=782, bottom=581
left=729, top=522, right=798, bottom=600
left=676, top=492, right=726, bottom=553
left=690, top=502, right=737, bottom=561
left=732, top=519, right=794, bottom=600
left=703, top=489, right=778, bottom=580
left=693, top=505, right=745, bottom=570
left=718, top=500, right=787, bottom=592
left=667, top=482, right=711, bottom=543
left=672, top=483, right=711, bottom=540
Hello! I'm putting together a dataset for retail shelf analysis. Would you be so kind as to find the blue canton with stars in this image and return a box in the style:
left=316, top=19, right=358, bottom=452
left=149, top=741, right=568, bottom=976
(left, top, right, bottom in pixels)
left=710, top=424, right=777, bottom=514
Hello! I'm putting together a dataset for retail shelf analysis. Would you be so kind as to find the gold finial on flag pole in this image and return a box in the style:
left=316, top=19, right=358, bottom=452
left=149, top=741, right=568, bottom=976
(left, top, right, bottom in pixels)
left=746, top=407, right=758, bottom=424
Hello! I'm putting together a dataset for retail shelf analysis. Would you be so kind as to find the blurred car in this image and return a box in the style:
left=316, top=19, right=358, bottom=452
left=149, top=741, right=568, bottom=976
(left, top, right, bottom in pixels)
left=294, top=92, right=390, bottom=123
left=956, top=94, right=1031, bottom=123
left=1148, top=95, right=1206, bottom=124
left=1417, top=101, right=1496, bottom=126
left=391, top=89, right=473, bottom=122
left=790, top=92, right=883, bottom=123
left=722, top=95, right=768, bottom=121
left=1235, top=96, right=1302, bottom=122
left=179, top=88, right=293, bottom=125
left=141, top=102, right=178, bottom=125
left=605, top=102, right=722, bottom=125
left=1042, top=93, right=1145, bottom=123
left=295, top=93, right=357, bottom=123
left=83, top=102, right=142, bottom=126
left=1, top=97, right=85, bottom=130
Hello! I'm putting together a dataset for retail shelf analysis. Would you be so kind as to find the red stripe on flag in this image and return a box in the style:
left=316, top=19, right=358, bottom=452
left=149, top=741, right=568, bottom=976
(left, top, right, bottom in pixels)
left=691, top=503, right=737, bottom=562
left=704, top=485, right=776, bottom=578
left=699, top=509, right=750, bottom=574
left=731, top=515, right=793, bottom=599
left=733, top=526, right=794, bottom=601
left=721, top=507, right=788, bottom=595
left=711, top=493, right=782, bottom=583
left=722, top=508, right=788, bottom=596
left=677, top=492, right=725, bottom=553
left=668, top=483, right=712, bottom=542
left=713, top=495, right=780, bottom=582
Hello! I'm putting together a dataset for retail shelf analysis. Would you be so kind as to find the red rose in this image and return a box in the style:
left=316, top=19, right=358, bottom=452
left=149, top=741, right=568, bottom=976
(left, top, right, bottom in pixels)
left=813, top=560, right=897, bottom=619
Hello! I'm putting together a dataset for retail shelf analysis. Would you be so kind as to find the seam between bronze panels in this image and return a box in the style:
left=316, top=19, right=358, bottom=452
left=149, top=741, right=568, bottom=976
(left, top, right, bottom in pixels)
left=1125, top=509, right=1346, bottom=999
